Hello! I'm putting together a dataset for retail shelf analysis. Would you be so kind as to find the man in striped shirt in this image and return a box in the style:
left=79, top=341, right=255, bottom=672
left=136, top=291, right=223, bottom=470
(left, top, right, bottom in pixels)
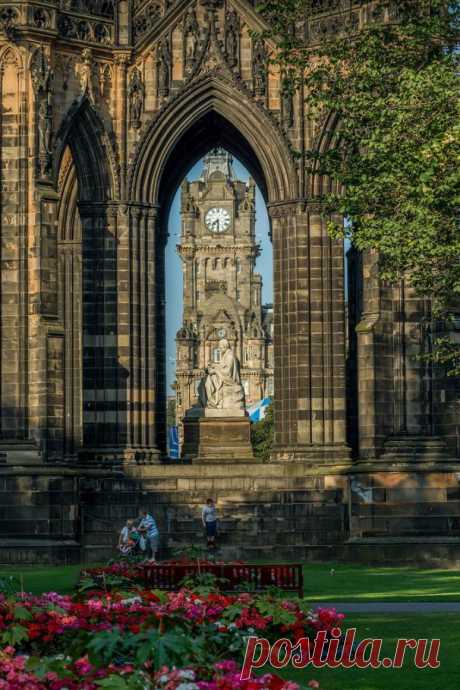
left=138, top=509, right=160, bottom=563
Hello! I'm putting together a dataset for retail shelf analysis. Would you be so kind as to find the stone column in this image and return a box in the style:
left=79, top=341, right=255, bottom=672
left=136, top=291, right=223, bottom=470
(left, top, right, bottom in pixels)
left=77, top=202, right=162, bottom=464
left=125, top=204, right=163, bottom=461
left=354, top=252, right=452, bottom=462
left=269, top=201, right=350, bottom=464
left=354, top=249, right=394, bottom=459
left=0, top=48, right=41, bottom=461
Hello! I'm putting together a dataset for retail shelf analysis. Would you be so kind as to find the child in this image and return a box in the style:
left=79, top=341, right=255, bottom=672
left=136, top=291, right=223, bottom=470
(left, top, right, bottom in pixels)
left=202, top=498, right=218, bottom=549
left=118, top=519, right=135, bottom=555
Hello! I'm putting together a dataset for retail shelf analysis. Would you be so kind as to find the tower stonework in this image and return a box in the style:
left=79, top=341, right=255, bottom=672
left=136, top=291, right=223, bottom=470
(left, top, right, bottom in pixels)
left=0, top=1, right=457, bottom=565
left=175, top=150, right=273, bottom=438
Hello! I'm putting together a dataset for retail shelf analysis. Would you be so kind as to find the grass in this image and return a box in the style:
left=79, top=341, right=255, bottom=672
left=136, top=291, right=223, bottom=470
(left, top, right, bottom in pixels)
left=0, top=565, right=86, bottom=595
left=302, top=562, right=460, bottom=602
left=275, top=614, right=460, bottom=690
left=0, top=561, right=459, bottom=601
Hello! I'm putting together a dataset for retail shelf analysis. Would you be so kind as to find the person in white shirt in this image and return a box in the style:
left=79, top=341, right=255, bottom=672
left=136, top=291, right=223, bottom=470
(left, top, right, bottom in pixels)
left=118, top=519, right=135, bottom=555
left=202, top=498, right=218, bottom=549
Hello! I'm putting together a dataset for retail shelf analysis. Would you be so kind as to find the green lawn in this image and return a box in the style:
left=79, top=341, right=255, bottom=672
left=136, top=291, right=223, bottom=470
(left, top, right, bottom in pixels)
left=0, top=565, right=85, bottom=595
left=302, top=562, right=460, bottom=602
left=275, top=614, right=460, bottom=690
left=1, top=561, right=459, bottom=602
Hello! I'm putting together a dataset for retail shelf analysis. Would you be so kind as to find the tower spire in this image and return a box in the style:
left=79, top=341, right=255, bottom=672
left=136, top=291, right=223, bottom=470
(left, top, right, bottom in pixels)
left=202, top=147, right=235, bottom=181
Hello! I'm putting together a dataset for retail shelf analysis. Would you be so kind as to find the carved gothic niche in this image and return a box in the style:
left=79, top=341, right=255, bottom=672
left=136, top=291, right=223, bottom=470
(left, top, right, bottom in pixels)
left=157, top=36, right=171, bottom=98
left=100, top=63, right=112, bottom=103
left=68, top=0, right=115, bottom=19
left=0, top=7, right=19, bottom=40
left=252, top=38, right=267, bottom=98
left=31, top=7, right=50, bottom=29
left=30, top=48, right=54, bottom=180
left=55, top=55, right=73, bottom=91
left=183, top=4, right=200, bottom=75
left=224, top=8, right=240, bottom=70
left=128, top=66, right=145, bottom=129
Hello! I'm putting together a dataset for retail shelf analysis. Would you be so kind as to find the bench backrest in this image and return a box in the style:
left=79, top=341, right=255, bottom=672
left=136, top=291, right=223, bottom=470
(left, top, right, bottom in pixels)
left=142, top=563, right=304, bottom=597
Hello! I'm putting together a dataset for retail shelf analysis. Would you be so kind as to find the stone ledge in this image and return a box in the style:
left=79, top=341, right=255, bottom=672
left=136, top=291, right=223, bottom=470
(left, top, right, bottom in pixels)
left=347, top=536, right=460, bottom=544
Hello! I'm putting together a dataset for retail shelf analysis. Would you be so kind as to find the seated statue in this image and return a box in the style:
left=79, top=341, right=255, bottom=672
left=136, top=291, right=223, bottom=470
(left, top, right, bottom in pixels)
left=198, top=339, right=245, bottom=412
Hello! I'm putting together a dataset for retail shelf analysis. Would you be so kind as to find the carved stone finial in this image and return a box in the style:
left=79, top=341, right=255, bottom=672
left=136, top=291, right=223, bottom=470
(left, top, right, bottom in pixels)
left=79, top=48, right=96, bottom=101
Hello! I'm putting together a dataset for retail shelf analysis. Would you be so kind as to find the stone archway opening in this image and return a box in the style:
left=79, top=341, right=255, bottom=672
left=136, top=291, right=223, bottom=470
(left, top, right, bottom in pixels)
left=154, top=112, right=275, bottom=458
left=164, top=145, right=274, bottom=458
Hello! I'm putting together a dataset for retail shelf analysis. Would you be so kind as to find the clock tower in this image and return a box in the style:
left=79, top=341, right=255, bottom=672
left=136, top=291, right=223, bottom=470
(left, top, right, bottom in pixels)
left=175, top=149, right=274, bottom=438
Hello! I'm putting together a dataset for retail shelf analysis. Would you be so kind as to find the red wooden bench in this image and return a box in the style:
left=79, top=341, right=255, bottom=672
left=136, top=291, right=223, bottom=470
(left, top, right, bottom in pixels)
left=141, top=563, right=304, bottom=597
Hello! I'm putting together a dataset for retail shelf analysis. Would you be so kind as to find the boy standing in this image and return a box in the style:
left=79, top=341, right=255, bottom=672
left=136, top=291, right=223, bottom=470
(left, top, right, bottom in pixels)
left=202, top=498, right=218, bottom=549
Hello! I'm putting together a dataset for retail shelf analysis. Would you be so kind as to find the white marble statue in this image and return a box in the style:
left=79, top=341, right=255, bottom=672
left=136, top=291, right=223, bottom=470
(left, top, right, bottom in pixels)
left=198, top=339, right=245, bottom=413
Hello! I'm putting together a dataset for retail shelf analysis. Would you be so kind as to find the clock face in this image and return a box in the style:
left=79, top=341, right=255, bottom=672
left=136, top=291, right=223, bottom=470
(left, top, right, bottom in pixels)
left=205, top=207, right=231, bottom=233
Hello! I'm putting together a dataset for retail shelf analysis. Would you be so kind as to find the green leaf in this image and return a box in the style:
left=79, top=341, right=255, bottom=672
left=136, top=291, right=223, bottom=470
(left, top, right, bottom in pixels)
left=2, top=624, right=29, bottom=646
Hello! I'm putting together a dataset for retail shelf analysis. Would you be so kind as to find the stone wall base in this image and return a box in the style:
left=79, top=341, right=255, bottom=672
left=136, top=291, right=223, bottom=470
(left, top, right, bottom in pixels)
left=0, top=460, right=459, bottom=566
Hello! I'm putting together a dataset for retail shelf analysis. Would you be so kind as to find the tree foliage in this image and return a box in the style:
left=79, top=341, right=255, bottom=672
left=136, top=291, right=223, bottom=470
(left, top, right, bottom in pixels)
left=259, top=0, right=460, bottom=373
left=251, top=403, right=274, bottom=460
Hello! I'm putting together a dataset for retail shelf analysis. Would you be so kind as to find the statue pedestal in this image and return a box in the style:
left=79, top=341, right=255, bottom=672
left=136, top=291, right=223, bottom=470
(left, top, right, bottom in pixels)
left=182, top=415, right=254, bottom=462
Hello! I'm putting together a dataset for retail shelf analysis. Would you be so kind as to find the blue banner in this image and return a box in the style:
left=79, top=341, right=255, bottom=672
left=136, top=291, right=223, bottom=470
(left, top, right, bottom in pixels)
left=169, top=426, right=179, bottom=459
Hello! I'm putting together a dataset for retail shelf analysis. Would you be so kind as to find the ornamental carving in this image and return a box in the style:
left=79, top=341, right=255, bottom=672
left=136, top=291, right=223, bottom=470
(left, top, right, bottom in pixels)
left=57, top=12, right=113, bottom=44
left=32, top=8, right=50, bottom=29
left=133, top=2, right=162, bottom=42
left=183, top=5, right=200, bottom=75
left=157, top=37, right=171, bottom=98
left=30, top=48, right=54, bottom=179
left=129, top=67, right=145, bottom=129
left=252, top=39, right=267, bottom=98
left=281, top=77, right=294, bottom=129
left=224, top=8, right=240, bottom=70
left=55, top=55, right=73, bottom=91
left=0, top=7, right=19, bottom=40
left=67, top=0, right=115, bottom=19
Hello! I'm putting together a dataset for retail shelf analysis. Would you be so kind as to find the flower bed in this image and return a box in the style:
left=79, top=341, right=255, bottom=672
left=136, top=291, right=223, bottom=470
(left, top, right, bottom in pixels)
left=0, top=563, right=343, bottom=689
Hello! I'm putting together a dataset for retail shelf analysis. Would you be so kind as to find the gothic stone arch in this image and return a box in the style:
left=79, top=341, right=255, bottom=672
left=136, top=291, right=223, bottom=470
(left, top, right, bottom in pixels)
left=0, top=1, right=457, bottom=563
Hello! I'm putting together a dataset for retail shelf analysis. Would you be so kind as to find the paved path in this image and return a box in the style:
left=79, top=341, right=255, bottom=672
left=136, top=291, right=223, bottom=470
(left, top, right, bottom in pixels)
left=318, top=602, right=460, bottom=614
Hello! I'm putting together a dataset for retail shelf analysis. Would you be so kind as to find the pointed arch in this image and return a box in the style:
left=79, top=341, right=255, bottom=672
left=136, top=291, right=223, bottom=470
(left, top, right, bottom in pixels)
left=309, top=111, right=342, bottom=198
left=129, top=74, right=298, bottom=208
left=54, top=96, right=119, bottom=202
left=0, top=44, right=23, bottom=70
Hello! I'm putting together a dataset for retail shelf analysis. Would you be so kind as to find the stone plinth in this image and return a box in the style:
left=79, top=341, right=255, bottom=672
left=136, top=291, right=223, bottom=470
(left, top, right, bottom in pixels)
left=182, top=416, right=255, bottom=462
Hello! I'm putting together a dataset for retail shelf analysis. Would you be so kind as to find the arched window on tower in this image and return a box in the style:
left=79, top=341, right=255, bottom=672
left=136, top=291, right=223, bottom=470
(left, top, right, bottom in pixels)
left=213, top=347, right=221, bottom=362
